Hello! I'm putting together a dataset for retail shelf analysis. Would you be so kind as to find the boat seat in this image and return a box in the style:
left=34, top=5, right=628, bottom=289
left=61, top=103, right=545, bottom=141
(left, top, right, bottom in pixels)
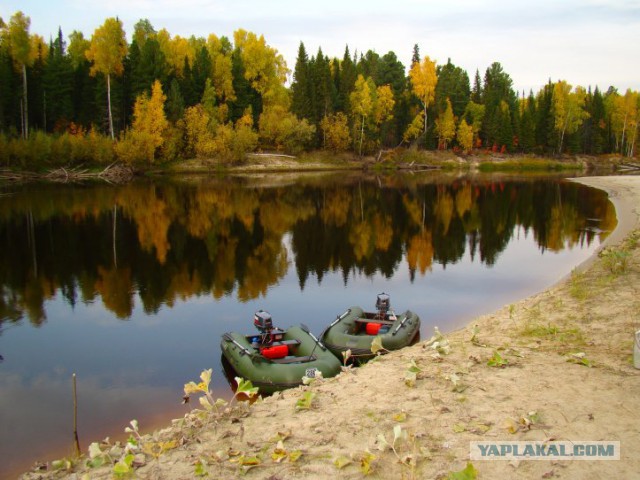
left=270, top=339, right=301, bottom=347
left=270, top=355, right=317, bottom=364
left=354, top=318, right=395, bottom=325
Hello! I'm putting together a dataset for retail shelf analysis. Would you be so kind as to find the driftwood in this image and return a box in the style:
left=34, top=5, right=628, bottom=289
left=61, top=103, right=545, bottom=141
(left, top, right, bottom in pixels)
left=619, top=162, right=640, bottom=171
left=0, top=163, right=134, bottom=183
left=247, top=153, right=297, bottom=159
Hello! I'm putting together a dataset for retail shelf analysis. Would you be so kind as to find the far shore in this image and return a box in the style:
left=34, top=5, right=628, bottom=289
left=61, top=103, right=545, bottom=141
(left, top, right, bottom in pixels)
left=20, top=175, right=640, bottom=480
left=2, top=151, right=635, bottom=183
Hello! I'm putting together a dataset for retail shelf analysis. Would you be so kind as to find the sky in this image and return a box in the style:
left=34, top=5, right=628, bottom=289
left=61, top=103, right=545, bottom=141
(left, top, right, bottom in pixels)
left=2, top=0, right=639, bottom=94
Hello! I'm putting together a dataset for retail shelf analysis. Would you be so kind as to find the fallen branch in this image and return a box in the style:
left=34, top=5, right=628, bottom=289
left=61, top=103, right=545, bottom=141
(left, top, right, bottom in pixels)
left=0, top=163, right=134, bottom=183
left=247, top=153, right=297, bottom=159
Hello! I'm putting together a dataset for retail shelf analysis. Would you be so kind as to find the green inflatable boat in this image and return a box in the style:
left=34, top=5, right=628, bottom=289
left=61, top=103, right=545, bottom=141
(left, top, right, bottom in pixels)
left=320, top=293, right=421, bottom=362
left=220, top=311, right=341, bottom=394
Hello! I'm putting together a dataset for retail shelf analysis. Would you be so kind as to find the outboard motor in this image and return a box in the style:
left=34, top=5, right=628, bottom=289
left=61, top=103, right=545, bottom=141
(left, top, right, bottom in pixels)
left=254, top=310, right=273, bottom=335
left=252, top=310, right=288, bottom=358
left=376, top=293, right=391, bottom=316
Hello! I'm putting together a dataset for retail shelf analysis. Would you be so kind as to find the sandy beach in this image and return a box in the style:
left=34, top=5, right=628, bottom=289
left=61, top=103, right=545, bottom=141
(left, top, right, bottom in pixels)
left=21, top=175, right=640, bottom=480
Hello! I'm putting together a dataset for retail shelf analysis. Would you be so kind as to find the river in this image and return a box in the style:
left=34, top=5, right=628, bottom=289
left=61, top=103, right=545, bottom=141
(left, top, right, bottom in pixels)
left=0, top=171, right=616, bottom=477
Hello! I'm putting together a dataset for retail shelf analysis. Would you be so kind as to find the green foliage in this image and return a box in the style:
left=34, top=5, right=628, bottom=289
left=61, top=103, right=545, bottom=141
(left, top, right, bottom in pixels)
left=113, top=454, right=134, bottom=477
left=295, top=391, right=316, bottom=411
left=0, top=128, right=115, bottom=168
left=183, top=369, right=258, bottom=415
left=478, top=158, right=582, bottom=172
left=566, top=352, right=593, bottom=367
left=600, top=247, right=630, bottom=274
left=194, top=458, right=209, bottom=477
left=447, top=462, right=478, bottom=480
left=487, top=350, right=508, bottom=367
left=404, top=358, right=422, bottom=387
left=569, top=270, right=590, bottom=300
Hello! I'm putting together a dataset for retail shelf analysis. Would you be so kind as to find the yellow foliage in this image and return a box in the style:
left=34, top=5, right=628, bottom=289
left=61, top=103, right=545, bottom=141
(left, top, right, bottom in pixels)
left=350, top=74, right=373, bottom=118
left=182, top=104, right=217, bottom=159
left=116, top=80, right=168, bottom=164
left=95, top=266, right=133, bottom=319
left=435, top=98, right=456, bottom=149
left=155, top=31, right=194, bottom=78
left=455, top=182, right=473, bottom=218
left=320, top=113, right=351, bottom=152
left=29, top=34, right=48, bottom=63
left=234, top=29, right=288, bottom=104
left=402, top=194, right=424, bottom=227
left=373, top=85, right=395, bottom=125
left=259, top=105, right=315, bottom=153
left=457, top=119, right=474, bottom=153
left=434, top=191, right=454, bottom=235
left=321, top=189, right=351, bottom=227
left=207, top=34, right=236, bottom=103
left=86, top=17, right=128, bottom=77
left=349, top=221, right=373, bottom=261
left=403, top=112, right=425, bottom=143
left=406, top=230, right=433, bottom=275
left=373, top=214, right=394, bottom=252
left=409, top=56, right=437, bottom=110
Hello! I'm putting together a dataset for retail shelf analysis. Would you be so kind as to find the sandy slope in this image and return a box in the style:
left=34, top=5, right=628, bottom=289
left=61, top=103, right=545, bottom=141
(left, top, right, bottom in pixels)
left=22, top=176, right=640, bottom=480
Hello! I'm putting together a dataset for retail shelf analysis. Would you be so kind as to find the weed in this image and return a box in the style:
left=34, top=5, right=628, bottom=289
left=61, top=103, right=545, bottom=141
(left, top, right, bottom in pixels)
left=424, top=326, right=451, bottom=355
left=405, top=358, right=423, bottom=387
left=470, top=325, right=486, bottom=347
left=504, top=411, right=541, bottom=433
left=522, top=322, right=560, bottom=338
left=447, top=461, right=478, bottom=479
left=566, top=352, right=593, bottom=367
left=295, top=391, right=316, bottom=410
left=569, top=270, right=589, bottom=300
left=375, top=425, right=427, bottom=479
left=183, top=369, right=259, bottom=417
left=487, top=350, right=509, bottom=367
left=600, top=247, right=630, bottom=274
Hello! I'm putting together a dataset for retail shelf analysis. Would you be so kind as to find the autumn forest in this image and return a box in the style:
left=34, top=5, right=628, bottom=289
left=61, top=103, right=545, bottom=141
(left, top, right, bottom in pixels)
left=0, top=11, right=638, bottom=168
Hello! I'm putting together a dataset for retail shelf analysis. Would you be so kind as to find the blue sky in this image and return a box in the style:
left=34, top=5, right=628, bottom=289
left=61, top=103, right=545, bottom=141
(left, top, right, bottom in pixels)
left=2, top=0, right=639, bottom=93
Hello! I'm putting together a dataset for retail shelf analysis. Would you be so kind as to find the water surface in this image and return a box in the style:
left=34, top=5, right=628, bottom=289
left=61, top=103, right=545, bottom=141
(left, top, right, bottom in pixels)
left=0, top=172, right=616, bottom=477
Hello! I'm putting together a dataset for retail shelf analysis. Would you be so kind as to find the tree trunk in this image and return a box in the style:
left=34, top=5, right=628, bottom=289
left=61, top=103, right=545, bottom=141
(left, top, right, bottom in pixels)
left=628, top=122, right=638, bottom=158
left=359, top=114, right=365, bottom=156
left=423, top=103, right=428, bottom=136
left=22, top=64, right=28, bottom=139
left=107, top=73, right=114, bottom=140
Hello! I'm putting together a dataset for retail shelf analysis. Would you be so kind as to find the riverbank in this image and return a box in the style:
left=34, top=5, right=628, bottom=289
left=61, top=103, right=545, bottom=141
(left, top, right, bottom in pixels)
left=2, top=151, right=629, bottom=183
left=20, top=176, right=640, bottom=480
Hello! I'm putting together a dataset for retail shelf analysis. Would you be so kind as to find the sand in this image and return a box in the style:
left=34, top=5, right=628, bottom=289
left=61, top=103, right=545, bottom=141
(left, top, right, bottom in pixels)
left=21, top=176, right=640, bottom=480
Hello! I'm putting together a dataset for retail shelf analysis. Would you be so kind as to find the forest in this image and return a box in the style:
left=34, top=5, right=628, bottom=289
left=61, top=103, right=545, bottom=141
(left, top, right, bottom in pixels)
left=0, top=11, right=638, bottom=168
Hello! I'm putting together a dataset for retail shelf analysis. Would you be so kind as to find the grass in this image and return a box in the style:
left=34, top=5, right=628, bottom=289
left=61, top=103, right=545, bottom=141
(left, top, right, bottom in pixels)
left=568, top=270, right=590, bottom=300
left=477, top=158, right=583, bottom=172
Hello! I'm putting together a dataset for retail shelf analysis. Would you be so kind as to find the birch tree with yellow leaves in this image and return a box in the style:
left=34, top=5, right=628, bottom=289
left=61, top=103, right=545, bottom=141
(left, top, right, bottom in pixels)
left=435, top=98, right=456, bottom=149
left=5, top=11, right=32, bottom=138
left=407, top=55, right=437, bottom=144
left=350, top=74, right=373, bottom=155
left=609, top=89, right=639, bottom=157
left=553, top=80, right=588, bottom=154
left=86, top=17, right=127, bottom=139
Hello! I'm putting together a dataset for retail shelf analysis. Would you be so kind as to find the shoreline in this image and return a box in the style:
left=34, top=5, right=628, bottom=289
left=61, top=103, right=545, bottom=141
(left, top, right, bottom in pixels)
left=21, top=176, right=640, bottom=479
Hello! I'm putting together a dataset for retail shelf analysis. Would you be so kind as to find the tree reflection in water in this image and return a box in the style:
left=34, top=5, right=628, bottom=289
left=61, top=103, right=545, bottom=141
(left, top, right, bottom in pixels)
left=0, top=173, right=615, bottom=325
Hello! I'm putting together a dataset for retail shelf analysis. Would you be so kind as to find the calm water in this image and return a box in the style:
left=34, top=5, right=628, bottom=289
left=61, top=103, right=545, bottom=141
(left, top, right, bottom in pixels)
left=0, top=172, right=615, bottom=477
